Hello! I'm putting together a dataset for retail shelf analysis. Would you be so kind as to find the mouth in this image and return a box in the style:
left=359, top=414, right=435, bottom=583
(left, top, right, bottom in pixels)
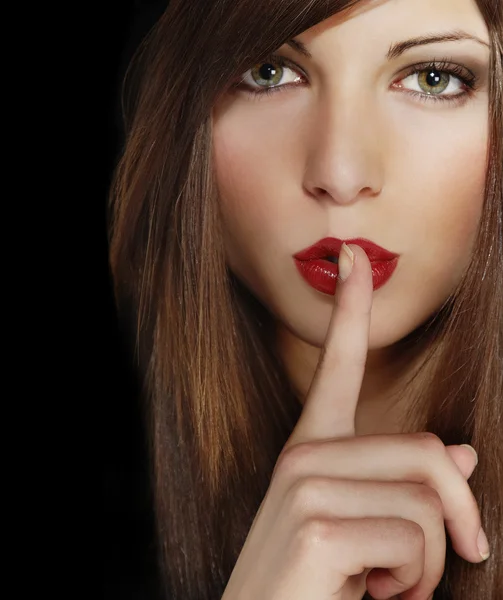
left=293, top=237, right=399, bottom=262
left=293, top=237, right=400, bottom=295
left=323, top=255, right=338, bottom=264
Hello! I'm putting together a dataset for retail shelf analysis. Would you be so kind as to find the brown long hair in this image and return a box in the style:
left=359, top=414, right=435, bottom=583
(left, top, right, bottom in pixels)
left=109, top=0, right=503, bottom=598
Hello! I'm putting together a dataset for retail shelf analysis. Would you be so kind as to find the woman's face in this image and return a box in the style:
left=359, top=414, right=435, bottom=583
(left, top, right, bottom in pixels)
left=212, top=0, right=489, bottom=351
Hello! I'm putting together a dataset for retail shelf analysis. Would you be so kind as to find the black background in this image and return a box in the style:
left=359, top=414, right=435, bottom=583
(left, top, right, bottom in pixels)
left=104, top=2, right=167, bottom=598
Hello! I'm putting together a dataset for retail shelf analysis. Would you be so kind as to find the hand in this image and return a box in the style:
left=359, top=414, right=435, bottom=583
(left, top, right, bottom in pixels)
left=221, top=244, right=486, bottom=600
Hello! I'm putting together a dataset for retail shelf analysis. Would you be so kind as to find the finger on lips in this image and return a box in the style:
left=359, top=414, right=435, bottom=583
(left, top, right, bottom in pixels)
left=286, top=243, right=373, bottom=446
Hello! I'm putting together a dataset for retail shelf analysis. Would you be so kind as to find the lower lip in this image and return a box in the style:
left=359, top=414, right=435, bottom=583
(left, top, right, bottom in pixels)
left=294, top=257, right=399, bottom=295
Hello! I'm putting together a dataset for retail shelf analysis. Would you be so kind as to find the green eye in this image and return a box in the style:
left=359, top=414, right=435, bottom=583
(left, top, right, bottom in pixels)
left=417, top=69, right=450, bottom=94
left=251, top=62, right=285, bottom=87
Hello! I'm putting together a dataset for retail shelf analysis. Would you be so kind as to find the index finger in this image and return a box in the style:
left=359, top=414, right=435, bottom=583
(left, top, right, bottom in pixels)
left=286, top=243, right=374, bottom=447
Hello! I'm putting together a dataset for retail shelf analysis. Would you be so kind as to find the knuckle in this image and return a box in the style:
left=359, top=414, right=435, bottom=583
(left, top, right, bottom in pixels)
left=411, top=483, right=444, bottom=515
left=287, top=477, right=329, bottom=517
left=295, top=517, right=342, bottom=551
left=414, top=431, right=446, bottom=456
left=402, top=519, right=426, bottom=552
left=274, top=442, right=316, bottom=481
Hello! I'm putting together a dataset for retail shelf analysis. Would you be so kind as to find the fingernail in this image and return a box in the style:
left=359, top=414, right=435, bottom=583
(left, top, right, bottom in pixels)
left=477, top=527, right=490, bottom=560
left=460, top=444, right=478, bottom=467
left=338, top=243, right=354, bottom=282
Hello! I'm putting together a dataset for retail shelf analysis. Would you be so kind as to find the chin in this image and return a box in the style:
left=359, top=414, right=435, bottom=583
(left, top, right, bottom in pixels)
left=233, top=264, right=441, bottom=355
left=368, top=310, right=412, bottom=350
left=368, top=325, right=410, bottom=351
left=277, top=294, right=438, bottom=355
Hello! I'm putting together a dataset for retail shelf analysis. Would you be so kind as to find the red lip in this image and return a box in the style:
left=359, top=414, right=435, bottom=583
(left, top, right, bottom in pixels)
left=293, top=237, right=400, bottom=295
left=294, top=237, right=399, bottom=262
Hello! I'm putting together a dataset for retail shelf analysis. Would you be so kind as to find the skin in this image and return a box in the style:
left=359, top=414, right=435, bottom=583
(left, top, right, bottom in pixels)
left=212, top=0, right=489, bottom=435
left=220, top=246, right=487, bottom=600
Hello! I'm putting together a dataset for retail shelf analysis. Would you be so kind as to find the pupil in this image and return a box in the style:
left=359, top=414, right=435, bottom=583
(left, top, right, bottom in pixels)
left=259, top=63, right=277, bottom=81
left=426, top=70, right=442, bottom=87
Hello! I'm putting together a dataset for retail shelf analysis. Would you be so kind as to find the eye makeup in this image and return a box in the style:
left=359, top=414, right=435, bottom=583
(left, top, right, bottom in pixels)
left=230, top=52, right=482, bottom=107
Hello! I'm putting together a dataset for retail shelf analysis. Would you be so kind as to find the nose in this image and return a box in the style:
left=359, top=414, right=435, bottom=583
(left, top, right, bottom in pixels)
left=303, top=95, right=384, bottom=205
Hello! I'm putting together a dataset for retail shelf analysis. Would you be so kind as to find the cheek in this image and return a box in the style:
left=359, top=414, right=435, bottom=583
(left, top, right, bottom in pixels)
left=420, top=142, right=485, bottom=278
left=369, top=113, right=487, bottom=347
left=376, top=150, right=485, bottom=354
left=212, top=132, right=269, bottom=265
left=394, top=107, right=487, bottom=273
left=212, top=107, right=299, bottom=270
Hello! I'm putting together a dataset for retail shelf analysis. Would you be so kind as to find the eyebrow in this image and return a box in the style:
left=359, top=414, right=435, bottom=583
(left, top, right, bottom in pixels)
left=386, top=30, right=490, bottom=60
left=286, top=30, right=489, bottom=61
left=286, top=39, right=312, bottom=58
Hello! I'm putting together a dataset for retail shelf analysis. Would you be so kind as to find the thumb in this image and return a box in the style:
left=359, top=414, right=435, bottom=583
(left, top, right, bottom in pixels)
left=445, top=444, right=478, bottom=479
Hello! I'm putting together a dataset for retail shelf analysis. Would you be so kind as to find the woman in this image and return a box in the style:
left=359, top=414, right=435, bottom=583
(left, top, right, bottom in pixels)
left=109, top=0, right=502, bottom=598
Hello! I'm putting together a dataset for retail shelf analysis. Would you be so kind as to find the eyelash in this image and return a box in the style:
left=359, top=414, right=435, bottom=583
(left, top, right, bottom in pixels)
left=232, top=54, right=479, bottom=105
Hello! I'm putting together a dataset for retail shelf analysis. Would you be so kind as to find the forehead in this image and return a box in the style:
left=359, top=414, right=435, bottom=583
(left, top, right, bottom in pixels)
left=300, top=0, right=488, bottom=45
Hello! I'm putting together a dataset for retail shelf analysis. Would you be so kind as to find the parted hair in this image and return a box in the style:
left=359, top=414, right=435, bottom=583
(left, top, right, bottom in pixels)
left=109, top=0, right=503, bottom=598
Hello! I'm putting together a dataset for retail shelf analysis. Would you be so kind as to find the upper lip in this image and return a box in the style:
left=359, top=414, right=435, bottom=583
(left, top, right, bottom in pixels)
left=294, top=237, right=399, bottom=262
